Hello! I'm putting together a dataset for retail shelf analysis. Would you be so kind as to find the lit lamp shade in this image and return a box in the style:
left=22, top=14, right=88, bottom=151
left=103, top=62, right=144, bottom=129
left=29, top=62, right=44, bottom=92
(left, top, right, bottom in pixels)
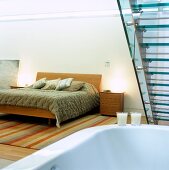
left=17, top=73, right=34, bottom=87
left=110, top=77, right=126, bottom=93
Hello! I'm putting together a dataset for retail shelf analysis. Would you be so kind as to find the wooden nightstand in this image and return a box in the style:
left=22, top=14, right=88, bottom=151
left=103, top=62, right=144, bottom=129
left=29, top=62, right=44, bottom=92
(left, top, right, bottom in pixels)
left=100, top=92, right=124, bottom=116
left=10, top=85, right=25, bottom=89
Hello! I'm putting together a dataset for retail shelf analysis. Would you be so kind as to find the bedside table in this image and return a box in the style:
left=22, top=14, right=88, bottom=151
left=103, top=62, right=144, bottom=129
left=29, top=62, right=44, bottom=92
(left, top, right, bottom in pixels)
left=100, top=92, right=124, bottom=116
left=10, top=85, right=25, bottom=89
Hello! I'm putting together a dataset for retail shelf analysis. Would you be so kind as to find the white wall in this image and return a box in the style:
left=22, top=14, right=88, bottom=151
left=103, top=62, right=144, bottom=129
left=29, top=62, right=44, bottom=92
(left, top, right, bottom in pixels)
left=0, top=0, right=144, bottom=113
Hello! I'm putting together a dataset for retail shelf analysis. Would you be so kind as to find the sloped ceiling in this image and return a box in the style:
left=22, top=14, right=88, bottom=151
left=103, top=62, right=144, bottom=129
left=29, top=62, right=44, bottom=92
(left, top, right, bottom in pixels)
left=0, top=0, right=118, bottom=16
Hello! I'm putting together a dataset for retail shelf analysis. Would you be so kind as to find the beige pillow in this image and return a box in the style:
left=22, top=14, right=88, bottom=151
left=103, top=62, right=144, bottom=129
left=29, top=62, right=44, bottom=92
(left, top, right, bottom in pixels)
left=41, top=78, right=60, bottom=90
left=56, top=78, right=73, bottom=90
left=32, top=78, right=46, bottom=89
left=63, top=81, right=85, bottom=92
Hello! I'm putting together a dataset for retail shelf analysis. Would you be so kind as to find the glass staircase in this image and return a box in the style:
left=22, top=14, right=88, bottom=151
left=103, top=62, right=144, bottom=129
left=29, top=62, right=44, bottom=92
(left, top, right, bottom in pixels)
left=117, top=0, right=169, bottom=124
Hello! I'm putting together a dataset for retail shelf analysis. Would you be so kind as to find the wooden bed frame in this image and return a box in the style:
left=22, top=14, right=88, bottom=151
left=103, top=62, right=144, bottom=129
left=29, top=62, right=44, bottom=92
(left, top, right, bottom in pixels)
left=0, top=72, right=102, bottom=122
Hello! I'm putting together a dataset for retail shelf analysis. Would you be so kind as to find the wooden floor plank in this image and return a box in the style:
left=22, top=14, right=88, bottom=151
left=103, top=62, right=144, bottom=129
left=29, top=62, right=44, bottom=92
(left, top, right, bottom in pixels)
left=0, top=144, right=37, bottom=161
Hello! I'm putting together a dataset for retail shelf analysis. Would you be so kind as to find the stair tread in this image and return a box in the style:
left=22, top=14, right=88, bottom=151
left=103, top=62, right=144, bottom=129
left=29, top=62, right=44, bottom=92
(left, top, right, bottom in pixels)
left=143, top=58, right=169, bottom=62
left=148, top=83, right=169, bottom=87
left=146, top=71, right=169, bottom=75
left=150, top=93, right=169, bottom=97
left=132, top=3, right=169, bottom=9
left=137, top=24, right=169, bottom=29
left=152, top=102, right=169, bottom=106
left=140, top=43, right=169, bottom=47
left=153, top=110, right=169, bottom=114
left=154, top=117, right=169, bottom=121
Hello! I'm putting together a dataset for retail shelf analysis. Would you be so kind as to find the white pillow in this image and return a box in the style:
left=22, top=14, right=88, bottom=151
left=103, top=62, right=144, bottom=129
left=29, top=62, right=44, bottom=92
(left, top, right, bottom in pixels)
left=56, top=78, right=73, bottom=90
left=41, top=78, right=61, bottom=90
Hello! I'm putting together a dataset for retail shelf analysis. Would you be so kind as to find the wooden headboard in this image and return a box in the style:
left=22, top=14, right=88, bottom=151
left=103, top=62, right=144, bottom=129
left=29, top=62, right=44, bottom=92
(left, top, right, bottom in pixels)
left=36, top=72, right=102, bottom=91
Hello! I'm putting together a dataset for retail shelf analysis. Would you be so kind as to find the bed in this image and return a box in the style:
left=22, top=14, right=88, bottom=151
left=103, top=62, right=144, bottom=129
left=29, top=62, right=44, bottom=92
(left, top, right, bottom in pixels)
left=0, top=72, right=102, bottom=127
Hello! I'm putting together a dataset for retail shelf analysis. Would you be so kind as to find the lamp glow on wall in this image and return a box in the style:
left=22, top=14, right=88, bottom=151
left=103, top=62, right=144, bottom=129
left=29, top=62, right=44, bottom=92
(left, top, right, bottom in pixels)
left=17, top=73, right=33, bottom=87
left=17, top=63, right=35, bottom=87
left=110, top=71, right=127, bottom=93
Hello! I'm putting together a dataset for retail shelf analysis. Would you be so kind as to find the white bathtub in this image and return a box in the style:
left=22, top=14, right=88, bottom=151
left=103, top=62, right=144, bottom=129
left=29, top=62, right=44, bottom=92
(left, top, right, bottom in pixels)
left=3, top=125, right=169, bottom=170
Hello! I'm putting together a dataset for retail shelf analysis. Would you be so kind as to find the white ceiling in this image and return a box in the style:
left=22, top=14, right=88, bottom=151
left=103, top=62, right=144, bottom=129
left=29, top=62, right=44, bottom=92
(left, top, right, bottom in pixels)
left=0, top=0, right=118, bottom=16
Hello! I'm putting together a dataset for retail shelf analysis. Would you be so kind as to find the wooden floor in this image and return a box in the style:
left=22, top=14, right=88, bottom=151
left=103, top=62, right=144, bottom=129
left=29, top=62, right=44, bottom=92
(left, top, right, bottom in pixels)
left=0, top=115, right=147, bottom=162
left=0, top=144, right=37, bottom=161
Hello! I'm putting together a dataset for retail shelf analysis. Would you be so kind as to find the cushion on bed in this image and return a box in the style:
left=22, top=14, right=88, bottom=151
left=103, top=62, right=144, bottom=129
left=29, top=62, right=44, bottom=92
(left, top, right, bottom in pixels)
left=41, top=78, right=61, bottom=90
left=63, top=81, right=85, bottom=92
left=56, top=78, right=73, bottom=90
left=32, top=78, right=46, bottom=89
